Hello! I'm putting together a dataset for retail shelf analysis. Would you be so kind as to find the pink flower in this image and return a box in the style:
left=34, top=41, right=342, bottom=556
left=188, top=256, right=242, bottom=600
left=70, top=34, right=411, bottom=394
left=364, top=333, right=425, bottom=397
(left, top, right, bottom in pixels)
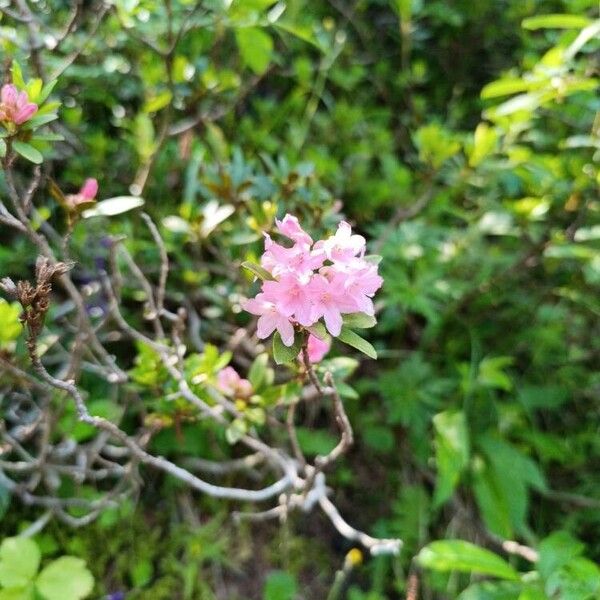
left=79, top=178, right=98, bottom=200
left=217, top=366, right=252, bottom=399
left=314, top=221, right=366, bottom=263
left=261, top=234, right=323, bottom=280
left=262, top=274, right=315, bottom=327
left=306, top=274, right=347, bottom=336
left=305, top=333, right=330, bottom=363
left=0, top=84, right=38, bottom=125
left=242, top=292, right=295, bottom=346
left=64, top=178, right=98, bottom=211
left=275, top=214, right=312, bottom=245
left=329, top=262, right=383, bottom=316
left=241, top=214, right=382, bottom=349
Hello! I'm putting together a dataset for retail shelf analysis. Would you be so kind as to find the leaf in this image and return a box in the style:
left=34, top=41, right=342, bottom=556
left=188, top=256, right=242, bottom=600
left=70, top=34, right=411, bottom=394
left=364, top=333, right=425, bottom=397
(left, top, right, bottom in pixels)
left=82, top=196, right=144, bottom=218
left=22, top=114, right=59, bottom=130
left=417, top=540, right=520, bottom=581
left=235, top=27, right=274, bottom=75
left=248, top=353, right=270, bottom=389
left=143, top=90, right=173, bottom=113
left=37, top=80, right=58, bottom=104
left=0, top=299, right=23, bottom=344
left=11, top=61, right=25, bottom=89
left=295, top=427, right=337, bottom=456
left=522, top=14, right=591, bottom=30
left=12, top=141, right=43, bottom=164
left=272, top=332, right=301, bottom=365
left=538, top=531, right=584, bottom=580
left=481, top=79, right=531, bottom=99
left=241, top=261, right=275, bottom=281
left=337, top=327, right=377, bottom=359
left=0, top=537, right=40, bottom=588
left=342, top=313, right=377, bottom=329
left=469, top=123, right=498, bottom=167
left=477, top=356, right=514, bottom=391
left=0, top=587, right=35, bottom=600
left=0, top=139, right=6, bottom=158
left=35, top=557, right=94, bottom=600
left=307, top=321, right=328, bottom=339
left=432, top=410, right=470, bottom=507
left=264, top=570, right=297, bottom=600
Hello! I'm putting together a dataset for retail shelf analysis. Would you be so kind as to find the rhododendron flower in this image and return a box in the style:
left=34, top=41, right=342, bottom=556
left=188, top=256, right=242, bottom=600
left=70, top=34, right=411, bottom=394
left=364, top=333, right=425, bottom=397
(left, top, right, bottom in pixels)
left=65, top=178, right=98, bottom=211
left=275, top=214, right=313, bottom=245
left=217, top=366, right=252, bottom=399
left=314, top=221, right=366, bottom=263
left=241, top=293, right=295, bottom=346
left=304, top=333, right=330, bottom=363
left=0, top=84, right=38, bottom=125
left=242, top=214, right=382, bottom=343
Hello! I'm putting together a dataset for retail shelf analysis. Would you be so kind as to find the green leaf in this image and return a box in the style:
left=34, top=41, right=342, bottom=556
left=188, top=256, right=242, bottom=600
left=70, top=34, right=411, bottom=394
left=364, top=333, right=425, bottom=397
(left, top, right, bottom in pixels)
left=37, top=80, right=57, bottom=104
left=0, top=587, right=35, bottom=600
left=12, top=141, right=43, bottom=164
left=35, top=557, right=94, bottom=600
left=538, top=531, right=584, bottom=580
left=522, top=14, right=591, bottom=30
left=82, top=196, right=144, bottom=218
left=248, top=353, right=269, bottom=389
left=272, top=332, right=301, bottom=365
left=481, top=78, right=532, bottom=99
left=22, top=113, right=59, bottom=130
left=0, top=537, right=40, bottom=588
left=337, top=327, right=377, bottom=359
left=0, top=299, right=22, bottom=345
left=0, top=139, right=6, bottom=158
left=469, top=123, right=498, bottom=167
left=296, top=427, right=337, bottom=456
left=235, top=27, right=274, bottom=75
left=342, top=313, right=377, bottom=329
left=264, top=570, right=297, bottom=600
left=241, top=261, right=275, bottom=281
left=307, top=321, right=328, bottom=339
left=432, top=410, right=470, bottom=507
left=11, top=61, right=25, bottom=89
left=143, top=90, right=173, bottom=113
left=417, top=540, right=520, bottom=581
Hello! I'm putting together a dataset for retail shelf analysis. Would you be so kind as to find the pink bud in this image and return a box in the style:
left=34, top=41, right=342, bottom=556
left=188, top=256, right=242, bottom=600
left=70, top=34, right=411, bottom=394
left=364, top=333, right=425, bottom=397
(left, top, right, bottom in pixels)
left=79, top=178, right=98, bottom=200
left=304, top=334, right=331, bottom=363
left=1, top=84, right=17, bottom=105
left=14, top=103, right=38, bottom=125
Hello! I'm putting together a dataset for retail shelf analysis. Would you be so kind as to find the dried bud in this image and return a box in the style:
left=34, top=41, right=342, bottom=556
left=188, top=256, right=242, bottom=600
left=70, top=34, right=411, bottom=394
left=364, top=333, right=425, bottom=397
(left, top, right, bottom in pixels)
left=0, top=277, right=17, bottom=298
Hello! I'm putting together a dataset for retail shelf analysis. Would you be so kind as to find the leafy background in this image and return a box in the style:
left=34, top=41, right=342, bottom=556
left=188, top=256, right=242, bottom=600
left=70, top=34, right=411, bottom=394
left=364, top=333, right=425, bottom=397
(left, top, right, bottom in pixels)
left=0, top=0, right=599, bottom=598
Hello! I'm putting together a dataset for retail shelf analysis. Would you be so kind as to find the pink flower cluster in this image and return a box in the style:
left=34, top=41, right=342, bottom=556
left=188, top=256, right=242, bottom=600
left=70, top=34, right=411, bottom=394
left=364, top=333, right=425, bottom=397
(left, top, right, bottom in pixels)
left=242, top=215, right=382, bottom=347
left=0, top=84, right=37, bottom=125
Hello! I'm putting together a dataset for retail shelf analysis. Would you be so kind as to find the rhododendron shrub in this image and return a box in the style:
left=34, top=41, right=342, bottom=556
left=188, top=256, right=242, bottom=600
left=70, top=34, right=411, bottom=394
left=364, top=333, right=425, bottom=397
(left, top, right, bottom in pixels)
left=242, top=215, right=382, bottom=362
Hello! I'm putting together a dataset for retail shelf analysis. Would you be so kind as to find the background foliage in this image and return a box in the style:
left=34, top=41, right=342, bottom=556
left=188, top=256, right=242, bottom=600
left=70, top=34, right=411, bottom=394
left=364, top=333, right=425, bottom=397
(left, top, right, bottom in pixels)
left=0, top=0, right=599, bottom=598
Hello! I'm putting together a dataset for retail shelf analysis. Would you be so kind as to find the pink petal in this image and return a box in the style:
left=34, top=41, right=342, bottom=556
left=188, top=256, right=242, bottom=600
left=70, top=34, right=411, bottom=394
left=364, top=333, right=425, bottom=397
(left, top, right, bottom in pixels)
left=277, top=318, right=295, bottom=346
left=1, top=84, right=17, bottom=105
left=79, top=178, right=98, bottom=200
left=14, top=103, right=37, bottom=124
left=256, top=314, right=277, bottom=339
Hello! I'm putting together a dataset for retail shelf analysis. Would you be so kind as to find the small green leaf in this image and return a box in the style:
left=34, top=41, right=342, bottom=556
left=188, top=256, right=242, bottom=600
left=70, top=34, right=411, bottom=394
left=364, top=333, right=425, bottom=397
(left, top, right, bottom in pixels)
left=143, top=90, right=173, bottom=113
left=432, top=410, right=470, bottom=507
left=481, top=78, right=532, bottom=99
left=37, top=80, right=58, bottom=104
left=522, top=14, right=591, bottom=30
left=35, top=556, right=94, bottom=600
left=337, top=327, right=377, bottom=359
left=248, top=353, right=269, bottom=389
left=417, top=540, right=520, bottom=581
left=11, top=61, right=25, bottom=89
left=0, top=587, right=35, bottom=600
left=0, top=537, right=40, bottom=588
left=12, top=141, right=43, bottom=164
left=235, top=27, right=274, bottom=75
left=469, top=123, right=498, bottom=167
left=342, top=313, right=377, bottom=329
left=22, top=113, right=58, bottom=130
left=241, top=261, right=275, bottom=281
left=272, top=331, right=302, bottom=364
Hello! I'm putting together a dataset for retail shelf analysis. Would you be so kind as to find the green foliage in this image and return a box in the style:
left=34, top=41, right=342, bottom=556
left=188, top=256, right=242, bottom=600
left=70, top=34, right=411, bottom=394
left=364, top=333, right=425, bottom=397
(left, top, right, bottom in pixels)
left=0, top=538, right=93, bottom=600
left=1, top=0, right=599, bottom=598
